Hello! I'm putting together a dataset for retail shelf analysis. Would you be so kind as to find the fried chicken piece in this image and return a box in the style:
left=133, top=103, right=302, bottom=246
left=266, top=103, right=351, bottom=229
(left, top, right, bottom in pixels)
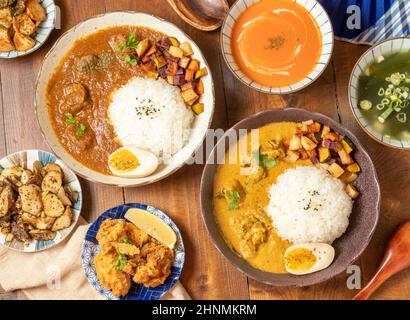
left=96, top=219, right=130, bottom=251
left=94, top=250, right=131, bottom=298
left=97, top=218, right=149, bottom=251
left=114, top=242, right=140, bottom=256
left=133, top=241, right=174, bottom=287
left=126, top=222, right=150, bottom=247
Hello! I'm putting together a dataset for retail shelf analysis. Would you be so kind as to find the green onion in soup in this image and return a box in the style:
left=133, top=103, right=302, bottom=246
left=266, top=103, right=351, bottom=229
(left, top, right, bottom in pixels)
left=358, top=52, right=410, bottom=141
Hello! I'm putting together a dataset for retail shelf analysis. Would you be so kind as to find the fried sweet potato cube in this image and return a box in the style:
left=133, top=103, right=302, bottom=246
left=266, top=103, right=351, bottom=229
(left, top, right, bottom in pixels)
left=195, top=79, right=204, bottom=95
left=181, top=88, right=198, bottom=105
left=184, top=69, right=195, bottom=82
left=187, top=59, right=200, bottom=71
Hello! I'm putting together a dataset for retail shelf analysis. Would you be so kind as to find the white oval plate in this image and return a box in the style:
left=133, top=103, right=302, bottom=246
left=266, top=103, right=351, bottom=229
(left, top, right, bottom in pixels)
left=0, top=0, right=56, bottom=59
left=221, top=0, right=334, bottom=94
left=35, top=12, right=215, bottom=187
left=0, top=150, right=82, bottom=252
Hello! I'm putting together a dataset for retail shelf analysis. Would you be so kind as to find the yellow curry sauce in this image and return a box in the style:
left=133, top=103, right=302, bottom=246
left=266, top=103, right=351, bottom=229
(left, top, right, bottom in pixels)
left=213, top=122, right=312, bottom=273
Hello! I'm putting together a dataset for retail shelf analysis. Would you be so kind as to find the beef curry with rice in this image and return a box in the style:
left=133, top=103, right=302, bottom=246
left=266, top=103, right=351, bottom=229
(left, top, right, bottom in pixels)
left=46, top=26, right=207, bottom=175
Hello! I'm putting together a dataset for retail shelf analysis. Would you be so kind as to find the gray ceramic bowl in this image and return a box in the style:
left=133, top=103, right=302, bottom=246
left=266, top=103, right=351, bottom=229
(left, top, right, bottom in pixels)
left=200, top=108, right=380, bottom=287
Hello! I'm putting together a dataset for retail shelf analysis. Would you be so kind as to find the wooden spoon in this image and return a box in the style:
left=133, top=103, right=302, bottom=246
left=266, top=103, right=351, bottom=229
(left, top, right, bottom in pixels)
left=353, top=220, right=410, bottom=300
left=167, top=0, right=229, bottom=31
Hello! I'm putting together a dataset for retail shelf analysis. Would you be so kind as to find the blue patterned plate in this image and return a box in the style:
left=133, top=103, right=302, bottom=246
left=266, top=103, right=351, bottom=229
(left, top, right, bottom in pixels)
left=0, top=150, right=82, bottom=252
left=0, top=0, right=56, bottom=59
left=81, top=203, right=185, bottom=300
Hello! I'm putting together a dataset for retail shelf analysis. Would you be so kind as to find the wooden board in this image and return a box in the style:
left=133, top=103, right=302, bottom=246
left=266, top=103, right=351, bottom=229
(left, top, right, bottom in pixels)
left=0, top=0, right=409, bottom=300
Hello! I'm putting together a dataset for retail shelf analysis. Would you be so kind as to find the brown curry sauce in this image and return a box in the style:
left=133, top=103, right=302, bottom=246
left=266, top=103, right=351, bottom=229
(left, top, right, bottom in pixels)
left=46, top=26, right=165, bottom=175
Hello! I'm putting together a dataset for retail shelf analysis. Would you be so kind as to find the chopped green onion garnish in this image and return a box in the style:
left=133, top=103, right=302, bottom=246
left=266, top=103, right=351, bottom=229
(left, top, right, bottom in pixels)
left=391, top=100, right=400, bottom=109
left=65, top=113, right=77, bottom=125
left=381, top=98, right=390, bottom=105
left=396, top=112, right=407, bottom=123
left=390, top=72, right=401, bottom=85
left=227, top=191, right=240, bottom=211
left=76, top=123, right=86, bottom=137
left=360, top=100, right=372, bottom=110
left=378, top=106, right=394, bottom=123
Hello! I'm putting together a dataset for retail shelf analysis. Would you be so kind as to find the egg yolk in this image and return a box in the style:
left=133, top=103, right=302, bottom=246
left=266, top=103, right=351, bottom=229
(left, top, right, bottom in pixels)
left=285, top=248, right=317, bottom=272
left=109, top=150, right=140, bottom=173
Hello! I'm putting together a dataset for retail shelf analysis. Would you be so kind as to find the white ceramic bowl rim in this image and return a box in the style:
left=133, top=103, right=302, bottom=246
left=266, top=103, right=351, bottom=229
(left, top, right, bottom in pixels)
left=348, top=36, right=410, bottom=149
left=220, top=0, right=334, bottom=94
left=35, top=12, right=215, bottom=187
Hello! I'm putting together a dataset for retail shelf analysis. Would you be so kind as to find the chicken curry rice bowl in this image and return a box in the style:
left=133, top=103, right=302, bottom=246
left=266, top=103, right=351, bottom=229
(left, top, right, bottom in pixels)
left=214, top=121, right=361, bottom=275
left=46, top=26, right=208, bottom=178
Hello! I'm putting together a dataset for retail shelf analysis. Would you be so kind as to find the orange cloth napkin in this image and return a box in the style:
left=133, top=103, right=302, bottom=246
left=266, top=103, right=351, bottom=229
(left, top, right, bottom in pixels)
left=0, top=217, right=190, bottom=300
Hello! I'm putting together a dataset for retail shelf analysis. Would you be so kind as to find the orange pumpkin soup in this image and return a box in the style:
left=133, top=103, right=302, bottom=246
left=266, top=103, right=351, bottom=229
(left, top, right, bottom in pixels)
left=231, top=0, right=322, bottom=87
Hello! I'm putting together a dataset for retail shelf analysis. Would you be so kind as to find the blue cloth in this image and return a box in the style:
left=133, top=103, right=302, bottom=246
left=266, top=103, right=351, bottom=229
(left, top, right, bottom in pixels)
left=318, top=0, right=410, bottom=45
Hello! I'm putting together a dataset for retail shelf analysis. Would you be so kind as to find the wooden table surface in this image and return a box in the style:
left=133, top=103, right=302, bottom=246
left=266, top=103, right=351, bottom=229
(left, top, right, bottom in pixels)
left=1, top=0, right=409, bottom=300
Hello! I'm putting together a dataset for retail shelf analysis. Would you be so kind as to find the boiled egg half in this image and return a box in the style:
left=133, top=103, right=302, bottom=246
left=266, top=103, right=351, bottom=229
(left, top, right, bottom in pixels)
left=108, top=147, right=159, bottom=178
left=284, top=243, right=335, bottom=275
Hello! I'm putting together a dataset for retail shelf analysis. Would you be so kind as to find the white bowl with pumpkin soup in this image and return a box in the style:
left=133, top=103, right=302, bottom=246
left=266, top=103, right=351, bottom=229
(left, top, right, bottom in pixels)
left=221, top=0, right=333, bottom=93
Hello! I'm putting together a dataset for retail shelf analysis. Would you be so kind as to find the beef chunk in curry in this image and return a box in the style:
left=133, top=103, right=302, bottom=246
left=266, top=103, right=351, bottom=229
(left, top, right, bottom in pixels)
left=65, top=123, right=94, bottom=151
left=74, top=54, right=99, bottom=75
left=59, top=83, right=91, bottom=115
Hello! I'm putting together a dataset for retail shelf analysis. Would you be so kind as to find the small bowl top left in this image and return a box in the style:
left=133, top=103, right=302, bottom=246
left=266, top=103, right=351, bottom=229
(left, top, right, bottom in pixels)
left=0, top=0, right=56, bottom=59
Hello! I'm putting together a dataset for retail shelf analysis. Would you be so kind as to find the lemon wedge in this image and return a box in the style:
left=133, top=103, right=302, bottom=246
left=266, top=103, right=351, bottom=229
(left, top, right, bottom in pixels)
left=125, top=208, right=177, bottom=249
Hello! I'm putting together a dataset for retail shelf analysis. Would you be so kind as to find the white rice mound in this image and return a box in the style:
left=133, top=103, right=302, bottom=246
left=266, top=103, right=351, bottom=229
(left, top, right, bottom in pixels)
left=267, top=166, right=353, bottom=244
left=109, top=77, right=194, bottom=162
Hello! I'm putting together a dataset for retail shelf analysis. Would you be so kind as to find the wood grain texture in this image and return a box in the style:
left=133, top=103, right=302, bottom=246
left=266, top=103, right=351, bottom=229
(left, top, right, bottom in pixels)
left=0, top=0, right=409, bottom=300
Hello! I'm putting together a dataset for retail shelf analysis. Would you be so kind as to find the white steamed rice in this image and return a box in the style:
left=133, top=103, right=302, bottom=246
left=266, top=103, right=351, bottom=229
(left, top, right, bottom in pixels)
left=267, top=166, right=353, bottom=244
left=109, top=77, right=194, bottom=162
